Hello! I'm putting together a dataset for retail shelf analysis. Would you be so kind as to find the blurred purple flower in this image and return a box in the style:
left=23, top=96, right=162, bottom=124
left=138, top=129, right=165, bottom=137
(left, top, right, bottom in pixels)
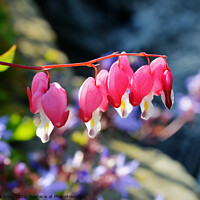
left=99, top=147, right=110, bottom=165
left=78, top=170, right=92, bottom=183
left=0, top=116, right=9, bottom=125
left=99, top=51, right=118, bottom=71
left=15, top=162, right=28, bottom=179
left=97, top=194, right=104, bottom=200
left=177, top=96, right=195, bottom=112
left=113, top=107, right=142, bottom=133
left=111, top=154, right=141, bottom=197
left=0, top=141, right=11, bottom=157
left=28, top=151, right=46, bottom=171
left=175, top=93, right=200, bottom=120
left=93, top=151, right=141, bottom=198
left=48, top=137, right=67, bottom=156
left=7, top=181, right=18, bottom=190
left=186, top=70, right=200, bottom=100
left=99, top=51, right=145, bottom=72
left=42, top=181, right=67, bottom=194
left=155, top=194, right=165, bottom=200
left=64, top=151, right=92, bottom=184
left=38, top=165, right=68, bottom=197
left=0, top=116, right=12, bottom=140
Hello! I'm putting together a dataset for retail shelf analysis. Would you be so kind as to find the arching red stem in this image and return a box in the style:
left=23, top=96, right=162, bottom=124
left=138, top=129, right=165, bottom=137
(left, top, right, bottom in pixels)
left=0, top=52, right=167, bottom=72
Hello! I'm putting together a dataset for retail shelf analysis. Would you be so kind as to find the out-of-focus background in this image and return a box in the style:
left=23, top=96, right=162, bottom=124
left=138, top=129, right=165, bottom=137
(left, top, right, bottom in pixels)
left=1, top=0, right=200, bottom=199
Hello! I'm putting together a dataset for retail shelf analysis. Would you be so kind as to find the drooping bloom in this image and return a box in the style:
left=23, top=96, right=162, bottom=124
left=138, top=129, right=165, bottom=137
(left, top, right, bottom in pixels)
left=107, top=52, right=134, bottom=118
left=27, top=72, right=69, bottom=143
left=78, top=70, right=109, bottom=138
left=78, top=77, right=103, bottom=123
left=129, top=65, right=154, bottom=119
left=129, top=57, right=174, bottom=120
left=78, top=77, right=103, bottom=138
left=151, top=57, right=174, bottom=109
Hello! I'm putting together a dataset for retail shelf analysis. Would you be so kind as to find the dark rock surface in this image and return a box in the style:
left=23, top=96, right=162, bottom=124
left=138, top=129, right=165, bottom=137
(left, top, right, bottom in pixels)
left=34, top=0, right=200, bottom=90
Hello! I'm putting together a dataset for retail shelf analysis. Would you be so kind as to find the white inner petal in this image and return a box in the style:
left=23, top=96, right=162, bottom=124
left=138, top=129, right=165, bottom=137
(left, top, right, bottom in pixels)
left=36, top=109, right=54, bottom=143
left=140, top=93, right=154, bottom=120
left=85, top=108, right=101, bottom=138
left=115, top=91, right=133, bottom=118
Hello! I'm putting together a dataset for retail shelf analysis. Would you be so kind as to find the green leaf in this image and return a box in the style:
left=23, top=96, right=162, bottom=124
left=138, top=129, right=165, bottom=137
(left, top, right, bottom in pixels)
left=0, top=44, right=16, bottom=72
left=12, top=117, right=36, bottom=141
left=9, top=113, right=21, bottom=126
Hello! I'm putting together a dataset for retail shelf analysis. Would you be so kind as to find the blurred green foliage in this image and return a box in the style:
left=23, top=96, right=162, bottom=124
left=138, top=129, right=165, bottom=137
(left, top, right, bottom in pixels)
left=0, top=44, right=16, bottom=72
left=0, top=2, right=29, bottom=116
left=7, top=113, right=36, bottom=141
left=0, top=1, right=15, bottom=53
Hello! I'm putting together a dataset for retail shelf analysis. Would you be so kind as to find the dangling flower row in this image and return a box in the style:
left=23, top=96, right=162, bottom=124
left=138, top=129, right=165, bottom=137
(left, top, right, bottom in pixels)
left=0, top=51, right=173, bottom=143
left=78, top=52, right=174, bottom=138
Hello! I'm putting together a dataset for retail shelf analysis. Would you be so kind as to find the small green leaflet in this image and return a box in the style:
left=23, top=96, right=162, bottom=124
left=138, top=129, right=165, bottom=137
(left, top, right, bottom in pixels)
left=0, top=44, right=16, bottom=72
left=12, top=117, right=36, bottom=141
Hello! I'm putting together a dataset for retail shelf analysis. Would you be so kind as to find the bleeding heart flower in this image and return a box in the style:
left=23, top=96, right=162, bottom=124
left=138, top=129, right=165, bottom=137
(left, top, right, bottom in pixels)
left=78, top=77, right=103, bottom=138
left=151, top=57, right=174, bottom=109
left=27, top=72, right=69, bottom=143
left=129, top=65, right=154, bottom=119
left=78, top=77, right=103, bottom=123
left=96, top=70, right=109, bottom=112
left=129, top=58, right=174, bottom=120
left=129, top=65, right=154, bottom=107
left=107, top=52, right=133, bottom=118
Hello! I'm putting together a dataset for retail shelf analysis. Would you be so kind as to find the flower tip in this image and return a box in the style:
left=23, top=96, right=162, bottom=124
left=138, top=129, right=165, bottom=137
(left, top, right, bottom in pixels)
left=161, top=90, right=174, bottom=110
left=165, top=97, right=173, bottom=110
left=54, top=110, right=70, bottom=128
left=88, top=129, right=96, bottom=138
left=27, top=87, right=33, bottom=113
left=107, top=95, right=120, bottom=108
left=78, top=109, right=91, bottom=123
left=129, top=92, right=140, bottom=107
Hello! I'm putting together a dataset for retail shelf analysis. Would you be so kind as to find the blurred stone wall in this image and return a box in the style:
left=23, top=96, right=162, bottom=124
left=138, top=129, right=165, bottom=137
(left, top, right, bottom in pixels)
left=6, top=0, right=68, bottom=66
left=34, top=0, right=200, bottom=92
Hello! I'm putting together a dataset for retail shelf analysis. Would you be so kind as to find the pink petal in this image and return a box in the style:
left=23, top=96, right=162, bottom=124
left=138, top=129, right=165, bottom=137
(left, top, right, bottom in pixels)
left=129, top=65, right=154, bottom=106
left=118, top=51, right=134, bottom=85
left=31, top=72, right=48, bottom=95
left=78, top=77, right=103, bottom=122
left=96, top=70, right=109, bottom=112
left=161, top=69, right=173, bottom=109
left=41, top=82, right=69, bottom=128
left=27, top=87, right=33, bottom=113
left=99, top=95, right=108, bottom=112
left=28, top=72, right=49, bottom=114
left=96, top=70, right=109, bottom=95
left=108, top=61, right=129, bottom=108
left=150, top=57, right=166, bottom=95
left=31, top=89, right=47, bottom=114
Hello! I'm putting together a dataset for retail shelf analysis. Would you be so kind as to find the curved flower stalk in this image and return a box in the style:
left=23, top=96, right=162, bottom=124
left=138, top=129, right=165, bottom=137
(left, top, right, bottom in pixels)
left=129, top=57, right=174, bottom=120
left=27, top=72, right=70, bottom=143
